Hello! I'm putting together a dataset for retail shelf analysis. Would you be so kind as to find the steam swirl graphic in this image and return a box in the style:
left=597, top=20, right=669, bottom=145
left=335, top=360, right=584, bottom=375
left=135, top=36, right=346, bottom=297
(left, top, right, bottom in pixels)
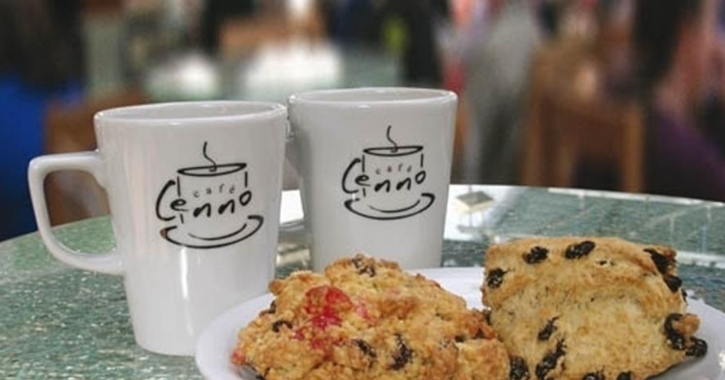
left=202, top=141, right=218, bottom=172
left=386, top=125, right=399, bottom=153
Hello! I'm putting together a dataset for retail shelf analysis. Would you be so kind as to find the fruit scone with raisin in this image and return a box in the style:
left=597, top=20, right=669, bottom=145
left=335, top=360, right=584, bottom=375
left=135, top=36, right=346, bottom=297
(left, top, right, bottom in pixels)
left=232, top=254, right=510, bottom=380
left=482, top=237, right=707, bottom=380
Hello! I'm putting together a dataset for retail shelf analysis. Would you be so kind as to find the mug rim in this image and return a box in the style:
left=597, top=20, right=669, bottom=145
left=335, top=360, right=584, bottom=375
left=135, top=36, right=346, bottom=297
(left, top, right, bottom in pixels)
left=95, top=101, right=286, bottom=124
left=288, top=87, right=457, bottom=107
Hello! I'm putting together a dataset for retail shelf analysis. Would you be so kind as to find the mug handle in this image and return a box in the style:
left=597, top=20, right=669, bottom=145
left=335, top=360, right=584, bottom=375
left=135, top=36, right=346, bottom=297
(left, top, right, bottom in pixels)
left=28, top=152, right=124, bottom=275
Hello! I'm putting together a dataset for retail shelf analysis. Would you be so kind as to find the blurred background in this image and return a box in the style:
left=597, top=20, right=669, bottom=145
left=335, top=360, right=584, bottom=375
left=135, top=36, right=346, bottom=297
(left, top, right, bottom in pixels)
left=2, top=0, right=725, bottom=241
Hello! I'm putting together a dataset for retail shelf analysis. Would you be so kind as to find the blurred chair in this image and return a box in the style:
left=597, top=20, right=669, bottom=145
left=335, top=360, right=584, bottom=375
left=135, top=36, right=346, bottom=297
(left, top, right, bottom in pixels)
left=44, top=88, right=148, bottom=225
left=522, top=39, right=644, bottom=192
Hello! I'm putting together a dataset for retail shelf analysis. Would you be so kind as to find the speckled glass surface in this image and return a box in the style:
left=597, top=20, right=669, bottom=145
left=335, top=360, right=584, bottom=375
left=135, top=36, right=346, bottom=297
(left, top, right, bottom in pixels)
left=1, top=186, right=724, bottom=379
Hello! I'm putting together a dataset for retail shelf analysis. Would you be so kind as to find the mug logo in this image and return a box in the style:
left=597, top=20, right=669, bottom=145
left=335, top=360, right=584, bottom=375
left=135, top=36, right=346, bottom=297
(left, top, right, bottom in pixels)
left=155, top=142, right=264, bottom=249
left=341, top=125, right=435, bottom=220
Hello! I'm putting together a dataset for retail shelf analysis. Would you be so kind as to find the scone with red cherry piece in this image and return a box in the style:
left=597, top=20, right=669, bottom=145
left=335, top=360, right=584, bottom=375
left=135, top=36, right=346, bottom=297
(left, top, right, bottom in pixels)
left=482, top=237, right=707, bottom=380
left=232, top=254, right=510, bottom=380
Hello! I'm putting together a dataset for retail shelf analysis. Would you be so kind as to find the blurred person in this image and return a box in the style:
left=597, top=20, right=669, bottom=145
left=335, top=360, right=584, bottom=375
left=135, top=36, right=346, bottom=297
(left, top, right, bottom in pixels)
left=634, top=0, right=725, bottom=201
left=382, top=0, right=449, bottom=86
left=324, top=0, right=379, bottom=44
left=461, top=0, right=543, bottom=183
left=701, top=0, right=725, bottom=157
left=319, top=0, right=448, bottom=86
left=0, top=0, right=83, bottom=240
left=539, top=0, right=562, bottom=36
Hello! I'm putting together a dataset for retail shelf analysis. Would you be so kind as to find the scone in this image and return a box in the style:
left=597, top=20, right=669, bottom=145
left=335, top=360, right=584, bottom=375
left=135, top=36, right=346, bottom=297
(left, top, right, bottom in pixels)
left=482, top=237, right=707, bottom=380
left=232, top=254, right=510, bottom=380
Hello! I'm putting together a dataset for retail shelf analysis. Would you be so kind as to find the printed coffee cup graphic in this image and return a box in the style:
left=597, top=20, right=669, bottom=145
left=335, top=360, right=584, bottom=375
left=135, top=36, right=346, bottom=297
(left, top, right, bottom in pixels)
left=155, top=142, right=263, bottom=249
left=341, top=125, right=435, bottom=220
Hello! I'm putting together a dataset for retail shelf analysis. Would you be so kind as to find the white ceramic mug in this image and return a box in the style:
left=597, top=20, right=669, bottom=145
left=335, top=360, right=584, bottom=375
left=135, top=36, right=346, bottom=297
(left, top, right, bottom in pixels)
left=288, top=88, right=457, bottom=270
left=28, top=101, right=287, bottom=356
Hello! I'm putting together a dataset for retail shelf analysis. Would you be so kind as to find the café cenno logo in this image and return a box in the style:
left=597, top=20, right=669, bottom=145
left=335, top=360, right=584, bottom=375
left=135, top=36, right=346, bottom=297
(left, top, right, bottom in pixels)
left=155, top=142, right=263, bottom=249
left=341, top=125, right=435, bottom=220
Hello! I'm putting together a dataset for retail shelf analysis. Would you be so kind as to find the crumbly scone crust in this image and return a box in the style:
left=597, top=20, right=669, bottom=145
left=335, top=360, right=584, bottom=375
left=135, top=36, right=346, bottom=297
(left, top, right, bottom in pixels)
left=233, top=254, right=510, bottom=380
left=482, top=236, right=707, bottom=380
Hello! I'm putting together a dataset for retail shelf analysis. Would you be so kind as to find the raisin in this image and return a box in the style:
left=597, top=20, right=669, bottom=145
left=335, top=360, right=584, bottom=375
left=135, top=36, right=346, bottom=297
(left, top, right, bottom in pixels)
left=582, top=372, right=604, bottom=380
left=390, top=334, right=413, bottom=370
left=510, top=356, right=530, bottom=380
left=617, top=372, right=632, bottom=380
left=645, top=248, right=674, bottom=274
left=271, top=320, right=292, bottom=332
left=538, top=317, right=559, bottom=341
left=663, top=275, right=682, bottom=293
left=361, top=265, right=376, bottom=276
left=664, top=314, right=686, bottom=350
left=260, top=300, right=276, bottom=315
left=482, top=309, right=492, bottom=325
left=351, top=255, right=365, bottom=268
left=487, top=268, right=507, bottom=289
left=474, top=329, right=486, bottom=339
left=524, top=246, right=549, bottom=264
left=565, top=241, right=596, bottom=259
left=535, top=340, right=566, bottom=380
left=354, top=339, right=377, bottom=361
left=686, top=337, right=708, bottom=357
left=455, top=335, right=466, bottom=343
left=351, top=256, right=376, bottom=277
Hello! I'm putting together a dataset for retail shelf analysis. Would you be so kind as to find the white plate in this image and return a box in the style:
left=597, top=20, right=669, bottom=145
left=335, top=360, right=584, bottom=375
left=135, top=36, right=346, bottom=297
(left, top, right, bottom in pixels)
left=195, top=268, right=725, bottom=380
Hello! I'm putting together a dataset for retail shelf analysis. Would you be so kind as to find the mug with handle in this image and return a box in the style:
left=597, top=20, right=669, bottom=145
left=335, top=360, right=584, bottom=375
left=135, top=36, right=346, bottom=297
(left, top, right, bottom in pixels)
left=28, top=101, right=287, bottom=356
left=288, top=87, right=458, bottom=271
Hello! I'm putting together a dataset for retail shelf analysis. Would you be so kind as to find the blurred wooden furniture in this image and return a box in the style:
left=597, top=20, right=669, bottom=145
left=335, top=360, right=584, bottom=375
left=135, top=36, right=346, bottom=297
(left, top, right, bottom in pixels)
left=522, top=39, right=644, bottom=192
left=44, top=88, right=148, bottom=225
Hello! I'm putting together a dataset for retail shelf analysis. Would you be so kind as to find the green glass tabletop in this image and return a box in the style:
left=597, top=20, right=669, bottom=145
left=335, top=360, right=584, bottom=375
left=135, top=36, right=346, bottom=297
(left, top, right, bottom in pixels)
left=1, top=185, right=724, bottom=379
